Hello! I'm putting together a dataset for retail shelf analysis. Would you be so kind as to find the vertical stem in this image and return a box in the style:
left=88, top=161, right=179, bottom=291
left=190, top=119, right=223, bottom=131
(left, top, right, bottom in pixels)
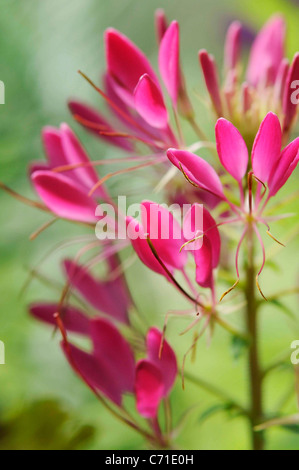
left=245, top=222, right=264, bottom=450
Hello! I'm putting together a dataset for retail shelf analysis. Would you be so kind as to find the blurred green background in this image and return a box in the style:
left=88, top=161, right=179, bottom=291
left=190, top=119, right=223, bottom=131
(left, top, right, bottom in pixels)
left=0, top=0, right=299, bottom=450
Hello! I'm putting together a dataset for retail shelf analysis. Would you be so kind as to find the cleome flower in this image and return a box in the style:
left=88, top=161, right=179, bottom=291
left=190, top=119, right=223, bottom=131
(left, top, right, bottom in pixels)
left=30, top=294, right=177, bottom=444
left=167, top=112, right=299, bottom=297
left=199, top=15, right=299, bottom=145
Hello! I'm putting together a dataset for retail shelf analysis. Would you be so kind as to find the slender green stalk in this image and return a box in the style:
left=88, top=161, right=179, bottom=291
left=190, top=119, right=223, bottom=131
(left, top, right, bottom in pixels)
left=245, top=223, right=264, bottom=450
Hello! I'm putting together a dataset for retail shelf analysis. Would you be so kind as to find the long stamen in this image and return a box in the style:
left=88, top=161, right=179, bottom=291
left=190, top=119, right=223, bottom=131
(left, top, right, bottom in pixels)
left=181, top=314, right=211, bottom=390
left=73, top=113, right=165, bottom=149
left=179, top=164, right=241, bottom=216
left=179, top=313, right=203, bottom=336
left=0, top=181, right=48, bottom=212
left=257, top=218, right=286, bottom=247
left=88, top=161, right=161, bottom=197
left=146, top=237, right=205, bottom=308
left=159, top=308, right=194, bottom=359
left=29, top=217, right=58, bottom=241
left=99, top=130, right=165, bottom=149
left=78, top=71, right=163, bottom=142
left=266, top=230, right=285, bottom=247
left=180, top=217, right=241, bottom=252
left=179, top=163, right=199, bottom=188
left=219, top=227, right=247, bottom=302
left=253, top=224, right=267, bottom=301
left=52, top=154, right=161, bottom=176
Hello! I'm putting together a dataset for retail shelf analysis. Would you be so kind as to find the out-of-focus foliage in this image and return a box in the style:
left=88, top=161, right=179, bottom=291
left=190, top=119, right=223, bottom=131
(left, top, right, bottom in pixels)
left=0, top=400, right=95, bottom=450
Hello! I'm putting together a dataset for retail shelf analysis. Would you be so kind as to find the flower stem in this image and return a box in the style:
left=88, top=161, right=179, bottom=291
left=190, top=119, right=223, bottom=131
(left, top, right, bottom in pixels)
left=245, top=223, right=264, bottom=450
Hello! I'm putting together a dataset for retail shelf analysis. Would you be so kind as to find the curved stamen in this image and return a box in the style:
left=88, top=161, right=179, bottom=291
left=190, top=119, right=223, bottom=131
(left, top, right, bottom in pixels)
left=88, top=160, right=161, bottom=197
left=181, top=314, right=211, bottom=390
left=219, top=227, right=247, bottom=302
left=180, top=217, right=241, bottom=252
left=257, top=218, right=286, bottom=247
left=253, top=224, right=267, bottom=301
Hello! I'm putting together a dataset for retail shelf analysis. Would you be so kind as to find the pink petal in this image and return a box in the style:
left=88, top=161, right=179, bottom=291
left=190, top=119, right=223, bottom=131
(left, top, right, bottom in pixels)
left=167, top=148, right=225, bottom=199
left=63, top=259, right=130, bottom=324
left=135, top=360, right=164, bottom=418
left=268, top=137, right=299, bottom=196
left=29, top=161, right=50, bottom=175
left=29, top=303, right=90, bottom=335
left=42, top=126, right=66, bottom=167
left=126, top=216, right=171, bottom=277
left=105, top=28, right=159, bottom=98
left=90, top=318, right=135, bottom=394
left=62, top=341, right=123, bottom=406
left=247, top=15, right=286, bottom=87
left=183, top=205, right=220, bottom=268
left=155, top=9, right=168, bottom=43
left=68, top=100, right=133, bottom=151
left=199, top=50, right=223, bottom=117
left=31, top=170, right=98, bottom=223
left=158, top=21, right=180, bottom=105
left=194, top=237, right=213, bottom=288
left=251, top=112, right=282, bottom=183
left=283, top=53, right=299, bottom=134
left=134, top=74, right=168, bottom=129
left=146, top=328, right=177, bottom=396
left=273, top=59, right=289, bottom=107
left=59, top=124, right=105, bottom=198
left=224, top=21, right=242, bottom=71
left=241, top=82, right=253, bottom=114
left=215, top=118, right=248, bottom=182
left=141, top=200, right=187, bottom=270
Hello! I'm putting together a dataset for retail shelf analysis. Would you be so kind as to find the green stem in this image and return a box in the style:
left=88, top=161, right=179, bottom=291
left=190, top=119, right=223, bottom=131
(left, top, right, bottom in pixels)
left=245, top=223, right=264, bottom=450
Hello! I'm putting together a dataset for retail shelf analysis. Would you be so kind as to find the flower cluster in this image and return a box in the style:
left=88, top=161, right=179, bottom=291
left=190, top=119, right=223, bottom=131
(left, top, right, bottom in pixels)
left=2, top=9, right=299, bottom=449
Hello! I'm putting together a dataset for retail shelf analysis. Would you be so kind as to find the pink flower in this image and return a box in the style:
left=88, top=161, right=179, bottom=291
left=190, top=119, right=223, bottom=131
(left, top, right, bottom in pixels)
left=246, top=15, right=285, bottom=88
left=62, top=318, right=136, bottom=406
left=63, top=256, right=132, bottom=325
left=168, top=113, right=299, bottom=206
left=126, top=200, right=187, bottom=277
left=30, top=124, right=107, bottom=223
left=30, top=303, right=91, bottom=335
left=69, top=25, right=181, bottom=154
left=167, top=113, right=299, bottom=292
left=29, top=254, right=132, bottom=326
left=31, top=298, right=177, bottom=419
left=135, top=328, right=177, bottom=418
left=183, top=205, right=221, bottom=292
left=199, top=16, right=298, bottom=139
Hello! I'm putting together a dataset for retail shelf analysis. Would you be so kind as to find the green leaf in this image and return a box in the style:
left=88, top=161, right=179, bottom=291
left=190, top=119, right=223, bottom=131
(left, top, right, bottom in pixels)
left=267, top=299, right=295, bottom=319
left=281, top=424, right=299, bottom=435
left=0, top=400, right=95, bottom=450
left=231, top=336, right=248, bottom=362
left=198, top=403, right=235, bottom=424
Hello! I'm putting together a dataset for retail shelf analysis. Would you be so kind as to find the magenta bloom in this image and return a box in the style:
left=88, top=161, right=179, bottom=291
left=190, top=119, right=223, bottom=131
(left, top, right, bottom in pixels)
left=62, top=318, right=136, bottom=406
left=126, top=200, right=187, bottom=277
left=30, top=124, right=106, bottom=223
left=31, top=298, right=177, bottom=419
left=199, top=16, right=298, bottom=138
left=167, top=112, right=299, bottom=290
left=69, top=23, right=184, bottom=154
left=135, top=328, right=177, bottom=418
left=168, top=112, right=299, bottom=207
left=63, top=256, right=132, bottom=325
